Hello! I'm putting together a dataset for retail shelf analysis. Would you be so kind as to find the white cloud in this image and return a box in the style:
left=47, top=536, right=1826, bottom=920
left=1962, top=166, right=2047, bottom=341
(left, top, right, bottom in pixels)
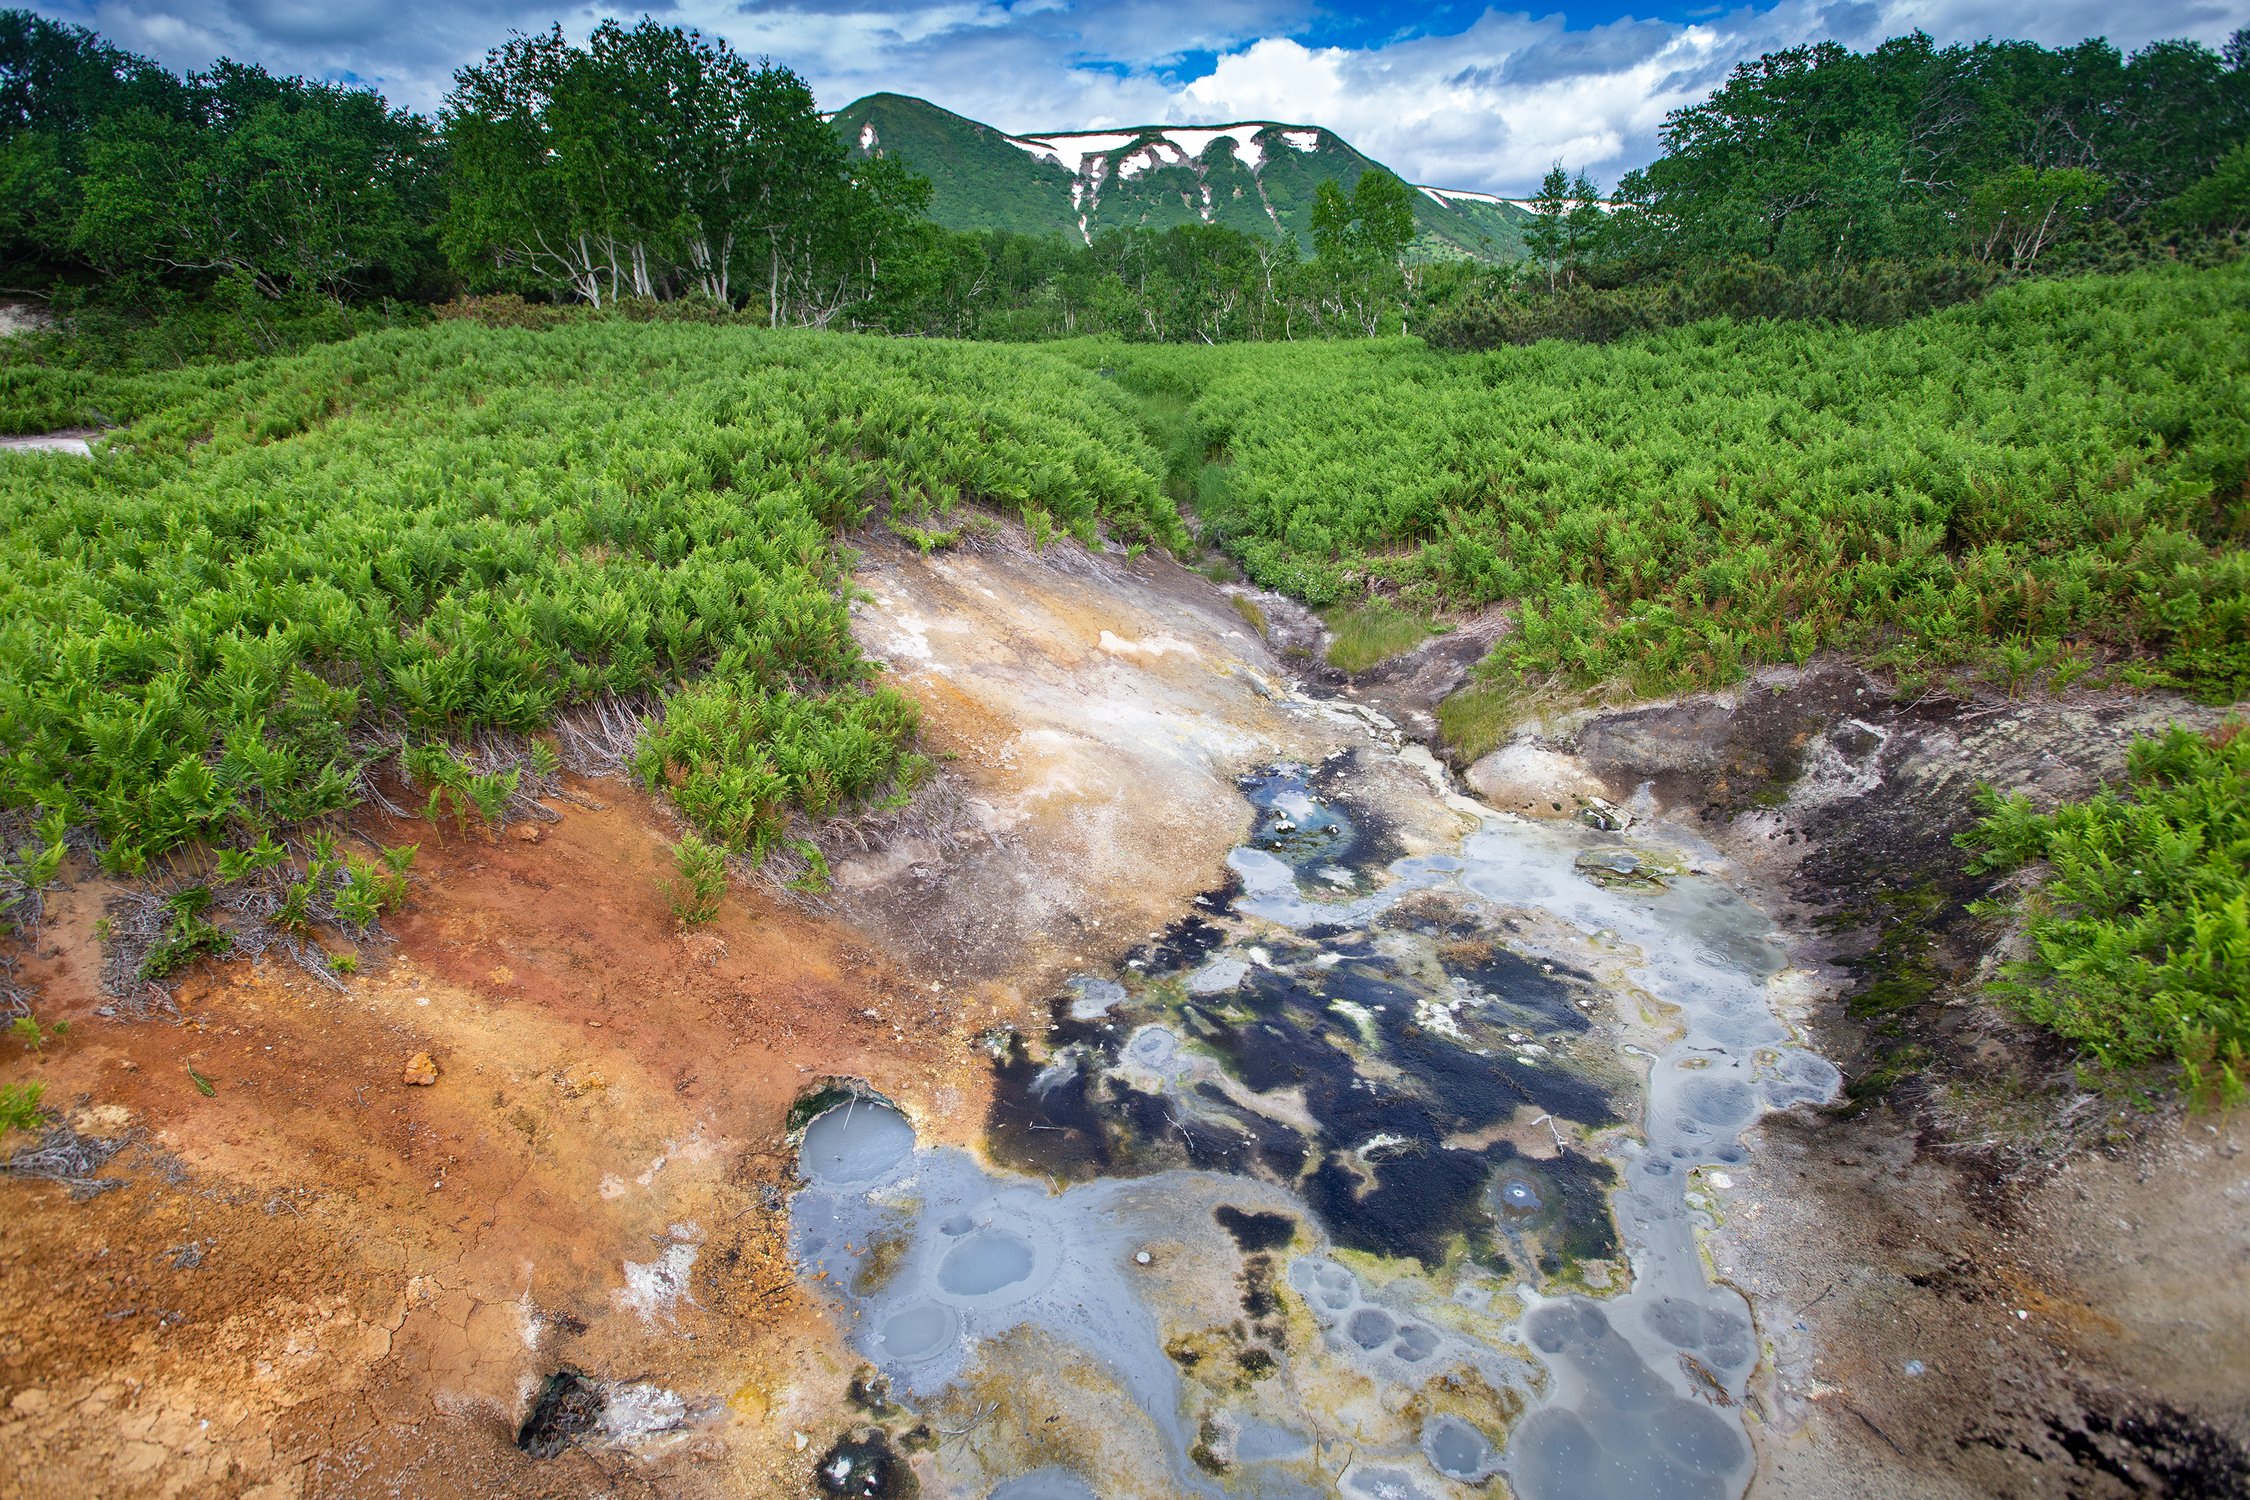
left=1168, top=1, right=2242, bottom=191
left=26, top=0, right=2247, bottom=193
left=1182, top=37, right=1349, bottom=124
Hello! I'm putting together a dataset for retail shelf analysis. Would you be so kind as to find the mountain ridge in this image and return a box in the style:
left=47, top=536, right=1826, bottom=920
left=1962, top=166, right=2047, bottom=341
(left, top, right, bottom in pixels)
left=831, top=92, right=1529, bottom=261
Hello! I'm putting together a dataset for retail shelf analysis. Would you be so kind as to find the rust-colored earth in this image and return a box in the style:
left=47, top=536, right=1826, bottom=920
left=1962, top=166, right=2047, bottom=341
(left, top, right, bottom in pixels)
left=1, top=779, right=994, bottom=1498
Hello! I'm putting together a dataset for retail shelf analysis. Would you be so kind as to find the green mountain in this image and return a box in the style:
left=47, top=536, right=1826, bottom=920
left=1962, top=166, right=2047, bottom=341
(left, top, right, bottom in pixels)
left=832, top=93, right=1530, bottom=262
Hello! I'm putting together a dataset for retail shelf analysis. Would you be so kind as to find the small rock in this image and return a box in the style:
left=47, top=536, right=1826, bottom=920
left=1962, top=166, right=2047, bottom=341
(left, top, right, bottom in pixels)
left=402, top=1052, right=440, bottom=1087
left=1575, top=845, right=1676, bottom=890
left=69, top=1103, right=132, bottom=1136
left=1577, top=795, right=1631, bottom=832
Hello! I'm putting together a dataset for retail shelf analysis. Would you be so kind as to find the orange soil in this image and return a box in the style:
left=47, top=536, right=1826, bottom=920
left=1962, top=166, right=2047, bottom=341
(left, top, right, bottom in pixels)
left=0, top=779, right=1006, bottom=1499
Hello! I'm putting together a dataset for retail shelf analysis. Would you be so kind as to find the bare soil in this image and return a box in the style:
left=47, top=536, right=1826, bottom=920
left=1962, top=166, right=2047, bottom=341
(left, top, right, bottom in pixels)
left=0, top=780, right=981, bottom=1498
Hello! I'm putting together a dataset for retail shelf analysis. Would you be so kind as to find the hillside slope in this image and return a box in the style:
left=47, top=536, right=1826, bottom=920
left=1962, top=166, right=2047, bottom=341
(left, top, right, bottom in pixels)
left=832, top=93, right=1530, bottom=262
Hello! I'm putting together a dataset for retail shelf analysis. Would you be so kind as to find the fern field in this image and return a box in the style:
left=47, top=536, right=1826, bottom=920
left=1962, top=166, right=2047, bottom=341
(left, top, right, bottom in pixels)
left=0, top=321, right=1177, bottom=885
left=1081, top=261, right=2250, bottom=701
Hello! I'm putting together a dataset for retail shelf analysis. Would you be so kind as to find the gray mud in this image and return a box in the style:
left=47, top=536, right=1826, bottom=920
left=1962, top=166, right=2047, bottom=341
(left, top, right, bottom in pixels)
left=792, top=688, right=1839, bottom=1498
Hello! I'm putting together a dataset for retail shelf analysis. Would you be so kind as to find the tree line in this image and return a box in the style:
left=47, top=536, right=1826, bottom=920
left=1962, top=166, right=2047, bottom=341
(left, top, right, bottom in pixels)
left=1, top=10, right=2245, bottom=350
left=0, top=12, right=932, bottom=327
left=1435, top=29, right=2250, bottom=346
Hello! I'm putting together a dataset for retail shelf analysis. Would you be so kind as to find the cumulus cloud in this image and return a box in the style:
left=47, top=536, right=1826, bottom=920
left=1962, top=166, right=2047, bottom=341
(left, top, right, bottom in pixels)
left=25, top=0, right=2247, bottom=192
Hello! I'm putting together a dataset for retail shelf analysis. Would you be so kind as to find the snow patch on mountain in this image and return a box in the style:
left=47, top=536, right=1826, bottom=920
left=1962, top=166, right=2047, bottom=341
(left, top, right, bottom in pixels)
left=1004, top=122, right=1307, bottom=182
left=1005, top=131, right=1139, bottom=176
left=1162, top=125, right=1267, bottom=168
left=1418, top=185, right=1514, bottom=207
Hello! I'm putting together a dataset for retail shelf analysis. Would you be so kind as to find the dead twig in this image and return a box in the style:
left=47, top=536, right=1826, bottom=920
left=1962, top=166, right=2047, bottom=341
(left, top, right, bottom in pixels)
left=937, top=1401, right=999, bottom=1441
left=3, top=1123, right=128, bottom=1197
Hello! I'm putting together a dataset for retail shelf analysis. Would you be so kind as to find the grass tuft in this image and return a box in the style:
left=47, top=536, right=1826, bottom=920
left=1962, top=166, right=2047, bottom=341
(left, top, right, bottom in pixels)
left=666, top=833, right=730, bottom=926
left=1436, top=680, right=1517, bottom=762
left=1324, top=601, right=1431, bottom=673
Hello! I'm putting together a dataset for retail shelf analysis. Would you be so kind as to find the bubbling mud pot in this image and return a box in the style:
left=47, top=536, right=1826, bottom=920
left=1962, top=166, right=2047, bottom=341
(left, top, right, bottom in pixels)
left=790, top=703, right=1838, bottom=1498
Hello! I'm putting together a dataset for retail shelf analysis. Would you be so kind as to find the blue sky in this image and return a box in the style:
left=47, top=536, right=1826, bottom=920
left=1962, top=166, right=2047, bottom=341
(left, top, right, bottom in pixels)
left=29, top=0, right=2250, bottom=193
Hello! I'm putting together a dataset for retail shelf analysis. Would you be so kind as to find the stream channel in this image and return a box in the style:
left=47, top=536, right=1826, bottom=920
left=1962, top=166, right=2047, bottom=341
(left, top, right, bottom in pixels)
left=790, top=692, right=1839, bottom=1499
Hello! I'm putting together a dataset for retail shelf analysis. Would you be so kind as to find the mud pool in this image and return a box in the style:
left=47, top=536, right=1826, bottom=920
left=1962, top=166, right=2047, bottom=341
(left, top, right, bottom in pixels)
left=790, top=712, right=1839, bottom=1498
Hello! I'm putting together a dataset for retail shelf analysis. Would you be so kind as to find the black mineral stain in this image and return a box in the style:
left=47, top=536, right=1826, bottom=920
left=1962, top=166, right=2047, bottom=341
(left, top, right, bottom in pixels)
left=1239, top=757, right=1405, bottom=879
left=985, top=1028, right=1114, bottom=1179
left=983, top=942, right=1620, bottom=1266
left=1482, top=1147, right=1622, bottom=1280
left=814, top=1427, right=920, bottom=1498
left=1442, top=942, right=1596, bottom=1035
left=1177, top=1083, right=1308, bottom=1178
left=1307, top=1145, right=1503, bottom=1268
left=517, top=1369, right=600, bottom=1458
left=1218, top=962, right=1615, bottom=1136
left=979, top=762, right=1625, bottom=1267
left=1126, top=878, right=1239, bottom=972
left=1215, top=1205, right=1298, bottom=1253
left=1241, top=1251, right=1284, bottom=1323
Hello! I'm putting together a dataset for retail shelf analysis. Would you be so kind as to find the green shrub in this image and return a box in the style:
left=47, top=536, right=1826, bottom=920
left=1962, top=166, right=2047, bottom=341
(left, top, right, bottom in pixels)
left=666, top=833, right=729, bottom=925
left=1079, top=262, right=2250, bottom=701
left=139, top=887, right=233, bottom=982
left=1961, top=722, right=2250, bottom=1104
left=1422, top=259, right=2002, bottom=352
left=11, top=1013, right=67, bottom=1051
left=635, top=679, right=926, bottom=861
left=0, top=1081, right=45, bottom=1137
